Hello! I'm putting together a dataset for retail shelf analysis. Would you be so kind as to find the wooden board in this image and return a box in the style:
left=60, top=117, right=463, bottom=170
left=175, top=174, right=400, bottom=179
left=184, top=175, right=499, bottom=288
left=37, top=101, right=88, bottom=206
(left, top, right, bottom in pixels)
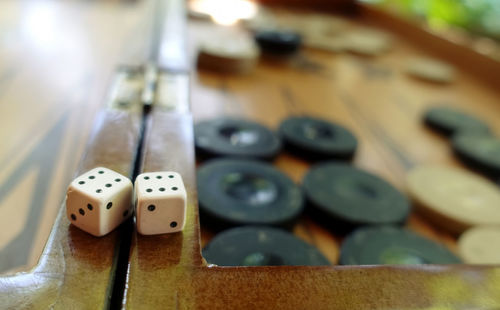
left=0, top=1, right=146, bottom=307
left=0, top=105, right=142, bottom=308
left=2, top=0, right=500, bottom=309
left=0, top=0, right=151, bottom=274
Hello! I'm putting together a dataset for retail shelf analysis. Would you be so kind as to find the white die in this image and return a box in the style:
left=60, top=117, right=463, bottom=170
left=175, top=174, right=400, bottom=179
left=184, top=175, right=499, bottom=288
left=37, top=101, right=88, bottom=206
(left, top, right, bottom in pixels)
left=66, top=167, right=133, bottom=237
left=135, top=171, right=187, bottom=235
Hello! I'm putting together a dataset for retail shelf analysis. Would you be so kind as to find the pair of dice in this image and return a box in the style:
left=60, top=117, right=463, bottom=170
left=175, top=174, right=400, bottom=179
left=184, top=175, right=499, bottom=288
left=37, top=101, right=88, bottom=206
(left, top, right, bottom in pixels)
left=65, top=167, right=186, bottom=237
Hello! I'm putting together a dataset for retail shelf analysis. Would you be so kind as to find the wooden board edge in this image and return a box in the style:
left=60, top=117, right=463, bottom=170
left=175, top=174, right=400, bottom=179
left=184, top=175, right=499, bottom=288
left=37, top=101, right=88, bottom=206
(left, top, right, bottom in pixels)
left=0, top=107, right=142, bottom=309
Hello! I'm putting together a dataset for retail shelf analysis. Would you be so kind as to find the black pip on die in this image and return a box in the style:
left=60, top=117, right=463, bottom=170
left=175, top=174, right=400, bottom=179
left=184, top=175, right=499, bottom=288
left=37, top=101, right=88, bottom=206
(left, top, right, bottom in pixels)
left=66, top=167, right=133, bottom=237
left=135, top=171, right=187, bottom=235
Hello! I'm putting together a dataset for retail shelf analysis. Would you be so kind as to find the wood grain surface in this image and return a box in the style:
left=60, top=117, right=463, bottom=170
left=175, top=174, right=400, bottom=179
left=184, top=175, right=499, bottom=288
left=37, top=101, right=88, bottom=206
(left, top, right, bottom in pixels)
left=1, top=0, right=500, bottom=308
left=0, top=0, right=147, bottom=308
left=0, top=106, right=142, bottom=308
left=0, top=0, right=151, bottom=273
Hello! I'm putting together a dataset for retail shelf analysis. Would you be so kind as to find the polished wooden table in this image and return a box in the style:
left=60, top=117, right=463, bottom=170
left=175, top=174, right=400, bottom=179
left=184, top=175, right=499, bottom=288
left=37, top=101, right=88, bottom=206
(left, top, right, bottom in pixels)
left=1, top=0, right=500, bottom=309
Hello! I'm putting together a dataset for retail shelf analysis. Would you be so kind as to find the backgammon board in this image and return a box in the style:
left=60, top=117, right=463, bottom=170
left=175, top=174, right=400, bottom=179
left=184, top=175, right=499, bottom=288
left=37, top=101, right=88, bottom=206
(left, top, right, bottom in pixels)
left=1, top=0, right=500, bottom=309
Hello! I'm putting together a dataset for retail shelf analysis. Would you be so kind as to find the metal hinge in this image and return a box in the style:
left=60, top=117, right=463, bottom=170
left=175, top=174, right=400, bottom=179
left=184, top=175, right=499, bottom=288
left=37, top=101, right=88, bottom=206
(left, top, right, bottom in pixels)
left=106, top=65, right=189, bottom=113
